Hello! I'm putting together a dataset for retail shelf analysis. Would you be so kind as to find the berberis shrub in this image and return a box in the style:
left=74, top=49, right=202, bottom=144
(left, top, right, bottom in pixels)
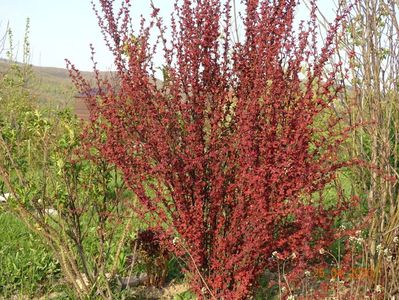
left=68, top=0, right=352, bottom=298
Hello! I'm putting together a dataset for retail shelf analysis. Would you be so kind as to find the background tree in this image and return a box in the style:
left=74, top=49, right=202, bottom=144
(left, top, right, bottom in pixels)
left=345, top=0, right=399, bottom=294
left=309, top=0, right=399, bottom=296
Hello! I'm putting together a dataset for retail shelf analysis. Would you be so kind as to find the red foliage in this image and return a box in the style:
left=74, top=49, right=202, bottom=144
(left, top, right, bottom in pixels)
left=67, top=0, right=352, bottom=298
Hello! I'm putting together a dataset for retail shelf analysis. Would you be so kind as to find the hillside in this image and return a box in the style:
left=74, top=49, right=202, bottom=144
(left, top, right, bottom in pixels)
left=0, top=59, right=99, bottom=110
left=0, top=59, right=164, bottom=120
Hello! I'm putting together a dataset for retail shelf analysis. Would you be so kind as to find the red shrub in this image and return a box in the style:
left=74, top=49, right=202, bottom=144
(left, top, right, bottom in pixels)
left=67, top=0, right=352, bottom=298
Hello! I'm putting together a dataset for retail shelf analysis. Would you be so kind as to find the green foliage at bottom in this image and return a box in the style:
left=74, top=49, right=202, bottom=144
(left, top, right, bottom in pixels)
left=0, top=210, right=62, bottom=298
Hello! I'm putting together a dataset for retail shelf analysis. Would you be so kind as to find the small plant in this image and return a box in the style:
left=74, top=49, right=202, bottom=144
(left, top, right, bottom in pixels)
left=135, top=229, right=171, bottom=287
left=0, top=59, right=137, bottom=299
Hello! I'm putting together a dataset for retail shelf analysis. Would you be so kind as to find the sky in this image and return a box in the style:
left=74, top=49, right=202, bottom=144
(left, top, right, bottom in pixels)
left=0, top=0, right=336, bottom=72
left=0, top=0, right=175, bottom=71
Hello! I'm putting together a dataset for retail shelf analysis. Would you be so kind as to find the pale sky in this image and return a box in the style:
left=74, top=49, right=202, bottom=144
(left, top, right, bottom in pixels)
left=0, top=0, right=336, bottom=72
left=0, top=0, right=175, bottom=71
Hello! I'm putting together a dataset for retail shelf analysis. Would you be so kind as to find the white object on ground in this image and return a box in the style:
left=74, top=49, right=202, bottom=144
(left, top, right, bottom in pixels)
left=44, top=208, right=58, bottom=216
left=0, top=193, right=10, bottom=203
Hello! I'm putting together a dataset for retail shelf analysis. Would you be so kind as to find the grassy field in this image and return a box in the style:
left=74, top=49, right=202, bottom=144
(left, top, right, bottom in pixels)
left=0, top=209, right=71, bottom=299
